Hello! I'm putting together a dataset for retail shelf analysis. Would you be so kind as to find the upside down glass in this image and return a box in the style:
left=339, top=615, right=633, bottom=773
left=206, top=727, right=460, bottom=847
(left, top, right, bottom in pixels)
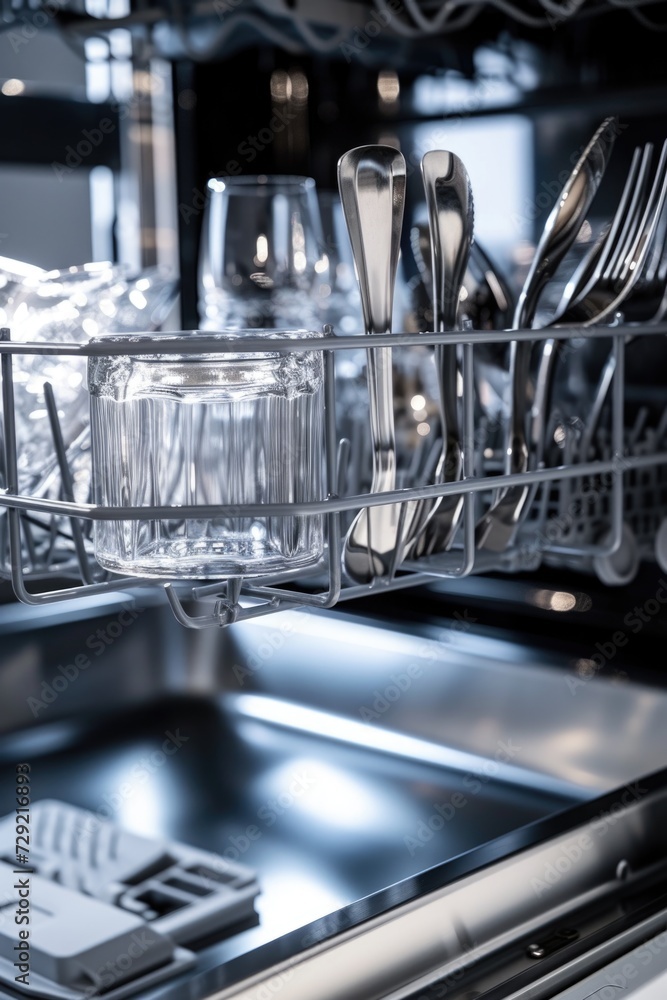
left=197, top=175, right=330, bottom=331
left=88, top=330, right=325, bottom=579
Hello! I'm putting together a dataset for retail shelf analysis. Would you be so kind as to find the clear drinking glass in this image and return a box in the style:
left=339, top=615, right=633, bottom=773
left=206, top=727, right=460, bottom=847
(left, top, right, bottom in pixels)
left=197, top=175, right=330, bottom=332
left=88, top=330, right=325, bottom=579
left=316, top=189, right=363, bottom=337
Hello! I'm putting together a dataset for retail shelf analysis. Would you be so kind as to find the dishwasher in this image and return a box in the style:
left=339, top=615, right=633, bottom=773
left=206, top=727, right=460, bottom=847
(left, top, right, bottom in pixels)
left=1, top=2, right=667, bottom=998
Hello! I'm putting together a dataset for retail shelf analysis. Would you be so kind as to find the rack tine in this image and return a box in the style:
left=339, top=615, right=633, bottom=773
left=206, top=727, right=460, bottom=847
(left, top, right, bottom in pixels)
left=387, top=499, right=411, bottom=583
left=336, top=437, right=351, bottom=496
left=43, top=382, right=97, bottom=585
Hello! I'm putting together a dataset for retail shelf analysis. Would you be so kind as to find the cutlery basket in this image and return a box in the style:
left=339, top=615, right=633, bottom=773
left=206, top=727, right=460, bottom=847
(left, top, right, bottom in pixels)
left=1, top=319, right=666, bottom=629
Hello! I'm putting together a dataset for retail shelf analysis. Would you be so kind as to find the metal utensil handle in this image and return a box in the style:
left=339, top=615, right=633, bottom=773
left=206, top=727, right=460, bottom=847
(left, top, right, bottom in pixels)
left=416, top=151, right=473, bottom=552
left=367, top=344, right=396, bottom=486
left=337, top=145, right=406, bottom=484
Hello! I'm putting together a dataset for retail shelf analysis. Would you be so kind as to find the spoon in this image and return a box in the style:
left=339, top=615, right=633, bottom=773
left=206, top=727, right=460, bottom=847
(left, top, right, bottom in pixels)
left=475, top=115, right=619, bottom=553
left=410, top=225, right=514, bottom=333
left=407, top=150, right=474, bottom=559
left=338, top=145, right=411, bottom=584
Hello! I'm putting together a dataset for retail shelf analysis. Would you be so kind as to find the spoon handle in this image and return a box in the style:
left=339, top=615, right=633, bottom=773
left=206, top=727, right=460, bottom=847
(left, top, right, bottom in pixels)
left=408, top=150, right=473, bottom=558
left=337, top=145, right=407, bottom=583
left=337, top=146, right=405, bottom=480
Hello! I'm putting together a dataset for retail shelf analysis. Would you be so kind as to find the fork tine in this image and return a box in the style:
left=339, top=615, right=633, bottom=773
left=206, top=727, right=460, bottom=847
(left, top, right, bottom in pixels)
left=654, top=215, right=667, bottom=284
left=645, top=171, right=667, bottom=285
left=619, top=137, right=667, bottom=286
left=606, top=142, right=654, bottom=282
left=557, top=145, right=644, bottom=317
left=554, top=224, right=610, bottom=321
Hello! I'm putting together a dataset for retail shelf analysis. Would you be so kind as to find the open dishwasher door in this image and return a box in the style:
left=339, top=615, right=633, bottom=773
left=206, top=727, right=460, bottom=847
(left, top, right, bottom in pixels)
left=1, top=570, right=667, bottom=1000
left=2, top=0, right=667, bottom=995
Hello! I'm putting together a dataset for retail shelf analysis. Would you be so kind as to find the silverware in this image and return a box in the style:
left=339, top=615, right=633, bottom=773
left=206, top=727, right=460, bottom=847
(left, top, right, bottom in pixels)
left=406, top=150, right=474, bottom=560
left=551, top=145, right=646, bottom=325
left=410, top=224, right=514, bottom=332
left=475, top=116, right=619, bottom=553
left=338, top=144, right=411, bottom=584
left=529, top=144, right=650, bottom=474
left=556, top=140, right=667, bottom=328
left=462, top=239, right=515, bottom=332
left=556, top=138, right=667, bottom=459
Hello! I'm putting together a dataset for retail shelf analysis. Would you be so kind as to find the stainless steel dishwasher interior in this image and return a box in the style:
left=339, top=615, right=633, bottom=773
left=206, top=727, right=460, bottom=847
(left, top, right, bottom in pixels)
left=1, top=591, right=667, bottom=1000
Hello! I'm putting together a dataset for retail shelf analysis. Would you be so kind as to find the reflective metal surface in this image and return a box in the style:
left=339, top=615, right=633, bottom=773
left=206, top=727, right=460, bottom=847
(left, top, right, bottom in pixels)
left=556, top=138, right=667, bottom=327
left=407, top=150, right=474, bottom=559
left=476, top=116, right=618, bottom=554
left=337, top=145, right=416, bottom=584
left=2, top=597, right=667, bottom=999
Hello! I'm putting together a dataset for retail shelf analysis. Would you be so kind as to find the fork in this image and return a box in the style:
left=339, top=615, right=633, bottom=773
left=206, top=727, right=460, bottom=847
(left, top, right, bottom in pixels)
left=474, top=116, right=618, bottom=554
left=520, top=136, right=667, bottom=540
left=556, top=137, right=667, bottom=460
left=477, top=134, right=667, bottom=555
left=531, top=140, right=667, bottom=480
left=551, top=144, right=649, bottom=323
left=555, top=137, right=667, bottom=328
left=530, top=142, right=654, bottom=470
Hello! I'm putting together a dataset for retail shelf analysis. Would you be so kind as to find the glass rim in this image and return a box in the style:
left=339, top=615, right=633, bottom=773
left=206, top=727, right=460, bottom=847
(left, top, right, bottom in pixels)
left=206, top=175, right=317, bottom=195
left=89, top=328, right=323, bottom=342
left=87, top=328, right=325, bottom=363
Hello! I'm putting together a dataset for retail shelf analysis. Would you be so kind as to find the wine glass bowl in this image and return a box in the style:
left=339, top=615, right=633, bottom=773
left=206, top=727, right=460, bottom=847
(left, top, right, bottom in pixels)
left=198, top=175, right=330, bottom=331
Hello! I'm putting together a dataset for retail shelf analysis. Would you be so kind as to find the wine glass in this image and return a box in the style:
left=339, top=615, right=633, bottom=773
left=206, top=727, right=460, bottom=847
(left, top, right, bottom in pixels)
left=316, top=189, right=364, bottom=336
left=198, top=174, right=330, bottom=331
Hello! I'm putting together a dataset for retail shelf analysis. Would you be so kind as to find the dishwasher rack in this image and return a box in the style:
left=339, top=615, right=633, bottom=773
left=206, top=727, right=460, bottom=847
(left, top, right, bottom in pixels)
left=1, top=321, right=666, bottom=629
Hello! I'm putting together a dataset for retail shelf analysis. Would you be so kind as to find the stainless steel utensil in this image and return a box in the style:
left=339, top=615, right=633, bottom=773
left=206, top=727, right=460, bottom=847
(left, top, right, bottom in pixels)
left=529, top=143, right=651, bottom=473
left=551, top=144, right=646, bottom=324
left=484, top=135, right=667, bottom=566
left=558, top=138, right=667, bottom=458
left=475, top=116, right=619, bottom=553
left=462, top=239, right=515, bottom=332
left=554, top=142, right=662, bottom=327
left=338, top=145, right=410, bottom=584
left=410, top=224, right=514, bottom=332
left=407, top=150, right=474, bottom=560
left=558, top=141, right=667, bottom=329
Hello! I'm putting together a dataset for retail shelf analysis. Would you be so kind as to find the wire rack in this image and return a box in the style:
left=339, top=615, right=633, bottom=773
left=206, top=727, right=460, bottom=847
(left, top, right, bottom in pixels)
left=1, top=320, right=667, bottom=629
left=3, top=0, right=667, bottom=63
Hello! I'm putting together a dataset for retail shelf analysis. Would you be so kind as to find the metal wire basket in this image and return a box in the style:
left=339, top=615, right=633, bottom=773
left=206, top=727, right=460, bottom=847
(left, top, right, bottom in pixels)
left=1, top=320, right=666, bottom=629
